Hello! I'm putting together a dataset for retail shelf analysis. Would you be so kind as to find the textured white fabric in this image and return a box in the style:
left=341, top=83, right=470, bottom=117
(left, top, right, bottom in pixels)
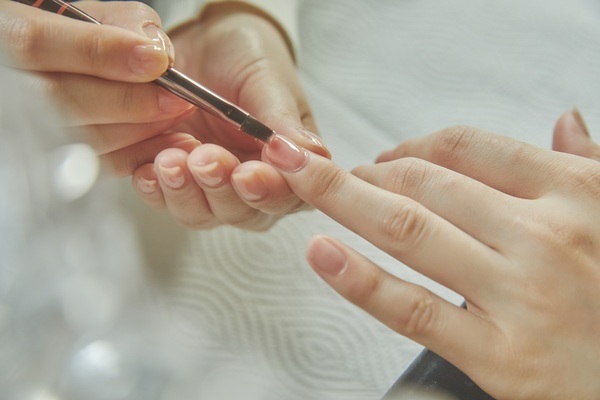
left=126, top=1, right=600, bottom=399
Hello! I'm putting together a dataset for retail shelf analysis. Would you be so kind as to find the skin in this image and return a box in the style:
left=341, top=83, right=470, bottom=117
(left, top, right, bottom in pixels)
left=261, top=109, right=600, bottom=400
left=0, top=0, right=328, bottom=231
left=131, top=4, right=329, bottom=230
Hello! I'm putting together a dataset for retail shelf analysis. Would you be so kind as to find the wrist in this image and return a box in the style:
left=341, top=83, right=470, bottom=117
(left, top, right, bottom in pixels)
left=169, top=1, right=296, bottom=63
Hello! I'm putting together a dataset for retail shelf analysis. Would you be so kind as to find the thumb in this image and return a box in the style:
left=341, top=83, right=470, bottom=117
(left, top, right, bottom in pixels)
left=552, top=109, right=600, bottom=161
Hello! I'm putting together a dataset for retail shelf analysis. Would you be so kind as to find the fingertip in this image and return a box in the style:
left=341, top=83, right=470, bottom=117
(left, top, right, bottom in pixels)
left=277, top=126, right=331, bottom=159
left=142, top=23, right=175, bottom=65
left=231, top=166, right=268, bottom=202
left=154, top=148, right=191, bottom=189
left=132, top=163, right=166, bottom=209
left=128, top=42, right=170, bottom=80
left=231, top=160, right=307, bottom=214
left=552, top=109, right=593, bottom=155
left=262, top=134, right=309, bottom=172
left=306, top=235, right=348, bottom=277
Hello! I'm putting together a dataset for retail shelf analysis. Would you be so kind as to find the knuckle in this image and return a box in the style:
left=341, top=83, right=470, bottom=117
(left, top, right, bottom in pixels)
left=346, top=268, right=382, bottom=310
left=568, top=164, right=600, bottom=198
left=380, top=201, right=429, bottom=253
left=7, top=18, right=43, bottom=66
left=395, top=288, right=437, bottom=337
left=310, top=165, right=349, bottom=205
left=386, top=158, right=430, bottom=196
left=83, top=33, right=104, bottom=73
left=431, top=125, right=480, bottom=166
left=513, top=213, right=594, bottom=257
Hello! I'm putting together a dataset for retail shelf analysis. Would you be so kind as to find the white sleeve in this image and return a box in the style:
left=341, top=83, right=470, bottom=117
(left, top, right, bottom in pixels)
left=151, top=0, right=299, bottom=59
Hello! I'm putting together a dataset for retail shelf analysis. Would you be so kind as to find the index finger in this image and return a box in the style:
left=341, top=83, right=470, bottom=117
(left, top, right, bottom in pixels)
left=1, top=1, right=169, bottom=81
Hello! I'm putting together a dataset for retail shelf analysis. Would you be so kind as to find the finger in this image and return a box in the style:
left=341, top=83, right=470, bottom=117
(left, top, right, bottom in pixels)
left=154, top=148, right=217, bottom=230
left=2, top=1, right=170, bottom=81
left=552, top=109, right=600, bottom=161
left=231, top=161, right=309, bottom=215
left=237, top=65, right=329, bottom=158
left=306, top=235, right=498, bottom=374
left=377, top=126, right=571, bottom=199
left=100, top=132, right=199, bottom=177
left=177, top=12, right=328, bottom=157
left=132, top=163, right=165, bottom=209
left=73, top=110, right=194, bottom=155
left=263, top=135, right=505, bottom=298
left=39, top=73, right=192, bottom=126
left=187, top=145, right=277, bottom=230
left=352, top=158, right=517, bottom=249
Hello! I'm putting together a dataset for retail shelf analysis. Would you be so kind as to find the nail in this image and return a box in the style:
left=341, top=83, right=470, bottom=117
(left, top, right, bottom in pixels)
left=158, top=91, right=192, bottom=114
left=232, top=171, right=267, bottom=201
left=263, top=134, right=309, bottom=172
left=142, top=23, right=175, bottom=64
left=572, top=108, right=590, bottom=138
left=297, top=127, right=327, bottom=148
left=129, top=43, right=166, bottom=76
left=157, top=164, right=185, bottom=189
left=191, top=161, right=225, bottom=188
left=285, top=127, right=330, bottom=158
left=307, top=236, right=348, bottom=277
left=136, top=177, right=158, bottom=194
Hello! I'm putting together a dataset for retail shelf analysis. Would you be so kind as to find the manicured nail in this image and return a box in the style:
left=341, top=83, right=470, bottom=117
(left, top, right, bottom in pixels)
left=129, top=43, right=165, bottom=76
left=307, top=236, right=348, bottom=277
left=263, top=134, right=309, bottom=172
left=157, top=164, right=185, bottom=188
left=297, top=127, right=327, bottom=148
left=142, top=23, right=175, bottom=64
left=191, top=161, right=225, bottom=188
left=232, top=171, right=267, bottom=201
left=159, top=91, right=192, bottom=114
left=572, top=108, right=590, bottom=137
left=284, top=127, right=330, bottom=158
left=136, top=177, right=158, bottom=194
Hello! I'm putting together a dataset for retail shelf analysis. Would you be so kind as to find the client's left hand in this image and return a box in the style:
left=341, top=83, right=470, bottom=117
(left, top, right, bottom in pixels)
left=262, top=110, right=600, bottom=400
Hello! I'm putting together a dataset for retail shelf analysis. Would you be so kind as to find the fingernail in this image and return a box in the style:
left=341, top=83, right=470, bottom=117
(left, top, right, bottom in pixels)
left=142, top=23, right=175, bottom=64
left=159, top=91, right=192, bottom=114
left=572, top=108, right=590, bottom=137
left=307, top=236, right=347, bottom=277
left=286, top=127, right=330, bottom=158
left=299, top=127, right=326, bottom=146
left=136, top=177, right=158, bottom=194
left=263, top=134, right=309, bottom=172
left=129, top=44, right=166, bottom=76
left=232, top=171, right=267, bottom=201
left=191, top=161, right=225, bottom=188
left=157, top=164, right=185, bottom=188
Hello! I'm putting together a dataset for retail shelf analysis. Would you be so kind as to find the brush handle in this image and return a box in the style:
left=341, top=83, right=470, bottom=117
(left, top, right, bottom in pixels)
left=11, top=0, right=100, bottom=22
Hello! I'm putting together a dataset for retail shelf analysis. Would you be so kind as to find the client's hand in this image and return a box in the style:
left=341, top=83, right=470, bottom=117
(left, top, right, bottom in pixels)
left=131, top=3, right=328, bottom=230
left=262, top=110, right=600, bottom=400
left=0, top=0, right=198, bottom=173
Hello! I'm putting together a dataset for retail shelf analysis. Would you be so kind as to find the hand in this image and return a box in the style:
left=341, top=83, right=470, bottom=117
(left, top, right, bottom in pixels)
left=261, top=110, right=600, bottom=399
left=0, top=1, right=198, bottom=175
left=131, top=3, right=329, bottom=230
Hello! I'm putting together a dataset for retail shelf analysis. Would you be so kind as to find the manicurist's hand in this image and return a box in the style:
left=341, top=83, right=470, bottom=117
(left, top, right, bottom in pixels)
left=131, top=3, right=329, bottom=230
left=0, top=0, right=198, bottom=173
left=261, top=110, right=600, bottom=399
